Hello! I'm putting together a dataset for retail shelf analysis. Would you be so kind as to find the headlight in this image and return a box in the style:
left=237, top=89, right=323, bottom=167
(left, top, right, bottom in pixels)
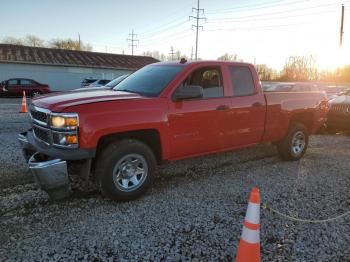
left=50, top=113, right=79, bottom=130
left=50, top=112, right=79, bottom=148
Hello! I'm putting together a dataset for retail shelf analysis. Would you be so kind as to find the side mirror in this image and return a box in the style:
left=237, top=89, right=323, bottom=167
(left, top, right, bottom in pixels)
left=173, top=85, right=203, bottom=101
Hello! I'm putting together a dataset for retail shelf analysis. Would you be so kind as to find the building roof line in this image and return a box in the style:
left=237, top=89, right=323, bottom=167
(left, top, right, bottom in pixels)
left=0, top=44, right=158, bottom=70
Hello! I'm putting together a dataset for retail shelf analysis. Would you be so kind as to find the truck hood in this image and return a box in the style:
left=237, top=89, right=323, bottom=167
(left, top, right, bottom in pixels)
left=32, top=89, right=144, bottom=112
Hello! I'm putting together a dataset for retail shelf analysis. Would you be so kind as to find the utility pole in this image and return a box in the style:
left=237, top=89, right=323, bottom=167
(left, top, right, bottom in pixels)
left=190, top=46, right=193, bottom=60
left=340, top=4, right=345, bottom=47
left=127, top=29, right=139, bottom=56
left=190, top=0, right=206, bottom=60
left=169, top=46, right=175, bottom=60
left=78, top=34, right=81, bottom=51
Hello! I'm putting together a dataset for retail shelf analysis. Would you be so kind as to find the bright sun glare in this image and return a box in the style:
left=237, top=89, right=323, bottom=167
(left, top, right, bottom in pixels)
left=318, top=47, right=348, bottom=71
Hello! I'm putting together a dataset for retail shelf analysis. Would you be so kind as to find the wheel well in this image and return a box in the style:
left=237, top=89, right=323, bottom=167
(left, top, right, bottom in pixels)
left=96, top=129, right=162, bottom=164
left=290, top=112, right=314, bottom=132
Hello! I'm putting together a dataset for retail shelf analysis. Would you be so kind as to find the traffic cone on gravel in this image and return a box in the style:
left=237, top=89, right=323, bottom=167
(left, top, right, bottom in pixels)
left=236, top=187, right=261, bottom=262
left=19, top=91, right=28, bottom=113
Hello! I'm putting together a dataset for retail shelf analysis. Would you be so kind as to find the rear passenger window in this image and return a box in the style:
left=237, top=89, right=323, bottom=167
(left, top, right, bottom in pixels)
left=229, top=66, right=255, bottom=96
left=178, top=67, right=224, bottom=99
left=20, top=79, right=33, bottom=85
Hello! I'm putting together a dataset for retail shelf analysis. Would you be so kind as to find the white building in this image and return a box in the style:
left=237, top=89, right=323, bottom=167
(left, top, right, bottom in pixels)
left=0, top=44, right=158, bottom=91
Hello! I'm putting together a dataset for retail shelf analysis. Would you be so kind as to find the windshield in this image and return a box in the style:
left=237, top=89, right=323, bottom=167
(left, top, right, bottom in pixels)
left=114, top=65, right=184, bottom=96
left=105, top=75, right=129, bottom=88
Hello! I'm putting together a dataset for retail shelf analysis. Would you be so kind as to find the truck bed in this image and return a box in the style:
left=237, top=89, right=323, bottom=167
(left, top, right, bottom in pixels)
left=263, top=91, right=328, bottom=142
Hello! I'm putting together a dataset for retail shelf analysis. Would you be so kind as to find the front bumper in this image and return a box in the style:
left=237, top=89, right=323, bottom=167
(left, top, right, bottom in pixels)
left=18, top=130, right=77, bottom=200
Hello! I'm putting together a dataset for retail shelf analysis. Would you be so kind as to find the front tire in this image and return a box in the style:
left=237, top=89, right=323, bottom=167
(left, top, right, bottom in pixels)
left=95, top=139, right=156, bottom=201
left=277, top=123, right=309, bottom=161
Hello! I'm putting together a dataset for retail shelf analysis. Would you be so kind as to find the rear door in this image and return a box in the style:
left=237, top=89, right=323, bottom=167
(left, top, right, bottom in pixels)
left=167, top=65, right=232, bottom=159
left=226, top=65, right=266, bottom=147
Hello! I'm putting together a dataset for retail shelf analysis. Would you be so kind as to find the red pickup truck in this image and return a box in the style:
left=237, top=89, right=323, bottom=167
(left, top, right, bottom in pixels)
left=18, top=60, right=328, bottom=200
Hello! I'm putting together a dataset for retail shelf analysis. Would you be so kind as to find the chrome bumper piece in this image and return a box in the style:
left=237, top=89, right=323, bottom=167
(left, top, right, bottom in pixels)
left=18, top=132, right=71, bottom=200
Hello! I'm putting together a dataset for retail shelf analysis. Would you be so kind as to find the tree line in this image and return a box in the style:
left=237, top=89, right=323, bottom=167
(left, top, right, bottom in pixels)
left=144, top=51, right=350, bottom=82
left=1, top=35, right=92, bottom=51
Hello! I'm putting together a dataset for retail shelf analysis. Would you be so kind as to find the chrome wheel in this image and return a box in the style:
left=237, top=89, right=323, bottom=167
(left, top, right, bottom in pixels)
left=291, top=131, right=305, bottom=155
left=112, top=154, right=148, bottom=192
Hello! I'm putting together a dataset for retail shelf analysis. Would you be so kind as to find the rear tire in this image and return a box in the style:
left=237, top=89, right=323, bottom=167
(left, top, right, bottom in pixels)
left=277, top=123, right=309, bottom=161
left=95, top=139, right=156, bottom=201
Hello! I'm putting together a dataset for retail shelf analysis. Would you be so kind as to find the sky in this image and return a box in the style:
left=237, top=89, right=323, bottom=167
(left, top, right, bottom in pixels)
left=1, top=0, right=349, bottom=70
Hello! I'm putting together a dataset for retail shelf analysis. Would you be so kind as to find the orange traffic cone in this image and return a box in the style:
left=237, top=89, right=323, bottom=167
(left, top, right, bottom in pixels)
left=236, top=187, right=261, bottom=262
left=19, top=91, right=28, bottom=113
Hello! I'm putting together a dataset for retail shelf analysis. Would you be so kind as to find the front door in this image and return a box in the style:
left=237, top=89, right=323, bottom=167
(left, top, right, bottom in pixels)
left=167, top=66, right=231, bottom=159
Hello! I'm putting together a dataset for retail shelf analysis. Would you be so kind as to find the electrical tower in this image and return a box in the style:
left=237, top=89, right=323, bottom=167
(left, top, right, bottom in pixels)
left=190, top=0, right=206, bottom=60
left=169, top=46, right=175, bottom=60
left=340, top=4, right=345, bottom=47
left=127, top=29, right=139, bottom=56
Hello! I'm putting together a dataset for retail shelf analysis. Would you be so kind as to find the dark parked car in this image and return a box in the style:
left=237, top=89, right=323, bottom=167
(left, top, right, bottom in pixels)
left=81, top=77, right=98, bottom=87
left=0, top=78, right=51, bottom=97
left=327, top=89, right=350, bottom=131
left=72, top=75, right=129, bottom=92
left=87, top=79, right=111, bottom=87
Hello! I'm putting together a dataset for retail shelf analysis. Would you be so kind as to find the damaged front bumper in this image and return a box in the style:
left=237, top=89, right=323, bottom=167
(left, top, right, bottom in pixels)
left=18, top=131, right=71, bottom=200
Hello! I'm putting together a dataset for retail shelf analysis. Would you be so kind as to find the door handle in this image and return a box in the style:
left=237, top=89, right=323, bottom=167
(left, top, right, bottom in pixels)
left=252, top=102, right=263, bottom=107
left=216, top=105, right=230, bottom=111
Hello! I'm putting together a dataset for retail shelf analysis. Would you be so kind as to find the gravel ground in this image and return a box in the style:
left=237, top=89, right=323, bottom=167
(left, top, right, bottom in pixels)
left=0, top=98, right=349, bottom=261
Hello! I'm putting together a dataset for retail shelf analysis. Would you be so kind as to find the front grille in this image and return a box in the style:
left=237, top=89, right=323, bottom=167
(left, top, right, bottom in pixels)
left=30, top=109, right=48, bottom=124
left=330, top=104, right=350, bottom=114
left=33, top=125, right=50, bottom=144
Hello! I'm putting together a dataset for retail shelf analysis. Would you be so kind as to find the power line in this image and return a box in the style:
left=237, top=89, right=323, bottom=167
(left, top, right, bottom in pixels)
left=127, top=29, right=139, bottom=56
left=209, top=1, right=347, bottom=22
left=190, top=0, right=206, bottom=60
left=207, top=9, right=338, bottom=24
left=204, top=20, right=322, bottom=32
left=138, top=2, right=195, bottom=36
left=140, top=20, right=189, bottom=38
left=206, top=0, right=308, bottom=14
left=141, top=28, right=192, bottom=45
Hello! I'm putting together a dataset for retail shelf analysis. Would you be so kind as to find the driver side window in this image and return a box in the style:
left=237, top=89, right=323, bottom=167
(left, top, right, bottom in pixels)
left=179, top=67, right=224, bottom=99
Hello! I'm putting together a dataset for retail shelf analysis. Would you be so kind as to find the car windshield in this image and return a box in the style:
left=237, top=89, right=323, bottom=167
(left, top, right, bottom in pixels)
left=114, top=65, right=184, bottom=96
left=105, top=75, right=129, bottom=88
